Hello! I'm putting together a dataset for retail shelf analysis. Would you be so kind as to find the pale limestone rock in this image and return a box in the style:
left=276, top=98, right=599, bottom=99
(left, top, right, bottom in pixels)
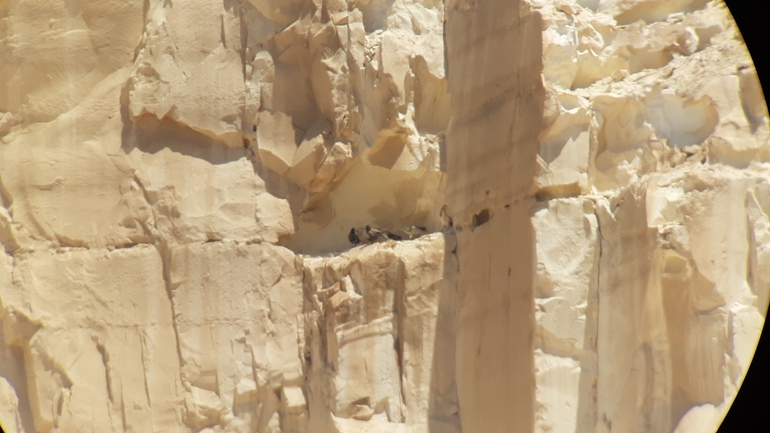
left=0, top=112, right=22, bottom=135
left=672, top=403, right=727, bottom=433
left=185, top=386, right=226, bottom=431
left=0, top=377, right=24, bottom=433
left=530, top=3, right=768, bottom=432
left=701, top=74, right=767, bottom=166
left=534, top=350, right=582, bottom=433
left=0, top=69, right=154, bottom=251
left=0, top=254, right=27, bottom=433
left=0, top=1, right=767, bottom=433
left=257, top=111, right=299, bottom=175
left=301, top=233, right=458, bottom=432
left=584, top=166, right=768, bottom=433
left=532, top=197, right=599, bottom=433
left=747, top=182, right=770, bottom=312
left=286, top=120, right=330, bottom=187
left=128, top=0, right=246, bottom=147
left=533, top=0, right=768, bottom=197
left=598, top=0, right=710, bottom=25
left=169, top=241, right=304, bottom=426
left=0, top=0, right=145, bottom=123
left=1, top=246, right=184, bottom=432
left=128, top=147, right=270, bottom=245
left=535, top=94, right=592, bottom=198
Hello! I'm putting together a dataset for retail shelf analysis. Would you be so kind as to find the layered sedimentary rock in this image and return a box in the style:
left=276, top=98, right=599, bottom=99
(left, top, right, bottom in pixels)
left=531, top=2, right=769, bottom=432
left=0, top=0, right=767, bottom=432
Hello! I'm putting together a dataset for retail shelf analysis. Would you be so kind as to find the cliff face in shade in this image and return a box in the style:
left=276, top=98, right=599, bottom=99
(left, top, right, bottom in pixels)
left=0, top=0, right=766, bottom=432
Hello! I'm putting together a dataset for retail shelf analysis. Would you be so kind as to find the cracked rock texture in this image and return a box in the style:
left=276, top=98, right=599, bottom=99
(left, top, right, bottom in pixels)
left=0, top=0, right=766, bottom=432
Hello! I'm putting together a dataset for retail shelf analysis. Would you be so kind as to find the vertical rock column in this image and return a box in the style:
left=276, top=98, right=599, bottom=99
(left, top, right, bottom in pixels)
left=444, top=1, right=544, bottom=432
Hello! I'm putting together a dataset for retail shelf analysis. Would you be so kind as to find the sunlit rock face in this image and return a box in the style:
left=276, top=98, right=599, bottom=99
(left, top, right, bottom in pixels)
left=0, top=0, right=766, bottom=432
left=532, top=2, right=769, bottom=432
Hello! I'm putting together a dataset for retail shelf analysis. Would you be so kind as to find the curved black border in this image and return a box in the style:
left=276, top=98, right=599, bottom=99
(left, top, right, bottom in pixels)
left=718, top=4, right=769, bottom=432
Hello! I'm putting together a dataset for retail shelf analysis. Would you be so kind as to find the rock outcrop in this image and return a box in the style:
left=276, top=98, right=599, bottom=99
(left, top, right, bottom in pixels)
left=0, top=0, right=766, bottom=432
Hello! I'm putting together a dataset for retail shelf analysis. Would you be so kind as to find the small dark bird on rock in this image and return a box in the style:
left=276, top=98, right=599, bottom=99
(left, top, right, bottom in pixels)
left=366, top=225, right=400, bottom=242
left=348, top=227, right=361, bottom=245
left=349, top=226, right=369, bottom=246
left=375, top=225, right=401, bottom=241
left=365, top=225, right=392, bottom=243
left=348, top=225, right=401, bottom=246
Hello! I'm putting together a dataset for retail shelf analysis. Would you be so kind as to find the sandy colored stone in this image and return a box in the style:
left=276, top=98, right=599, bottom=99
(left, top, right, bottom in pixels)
left=0, top=1, right=767, bottom=433
left=127, top=0, right=246, bottom=147
left=169, top=241, right=304, bottom=417
left=257, top=111, right=299, bottom=175
left=300, top=233, right=459, bottom=432
left=0, top=0, right=144, bottom=123
left=1, top=246, right=184, bottom=432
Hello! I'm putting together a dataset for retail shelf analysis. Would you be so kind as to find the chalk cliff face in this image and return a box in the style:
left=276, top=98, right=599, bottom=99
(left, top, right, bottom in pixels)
left=0, top=0, right=766, bottom=432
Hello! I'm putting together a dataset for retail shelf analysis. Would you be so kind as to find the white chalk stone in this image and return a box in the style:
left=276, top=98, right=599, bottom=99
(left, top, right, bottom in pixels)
left=0, top=1, right=765, bottom=433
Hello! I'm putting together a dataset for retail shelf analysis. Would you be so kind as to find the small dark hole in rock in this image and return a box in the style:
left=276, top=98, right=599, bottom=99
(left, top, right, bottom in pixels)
left=472, top=209, right=490, bottom=227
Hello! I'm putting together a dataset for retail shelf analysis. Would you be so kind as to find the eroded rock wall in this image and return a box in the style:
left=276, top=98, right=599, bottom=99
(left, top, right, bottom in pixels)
left=0, top=0, right=452, bottom=431
left=531, top=1, right=769, bottom=432
left=0, top=0, right=767, bottom=433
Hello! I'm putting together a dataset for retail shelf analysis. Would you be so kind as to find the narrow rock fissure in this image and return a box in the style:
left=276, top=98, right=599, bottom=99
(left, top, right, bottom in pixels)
left=154, top=241, right=187, bottom=398
left=95, top=341, right=114, bottom=403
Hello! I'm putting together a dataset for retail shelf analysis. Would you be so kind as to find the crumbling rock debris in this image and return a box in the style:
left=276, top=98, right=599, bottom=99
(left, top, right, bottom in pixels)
left=0, top=1, right=767, bottom=433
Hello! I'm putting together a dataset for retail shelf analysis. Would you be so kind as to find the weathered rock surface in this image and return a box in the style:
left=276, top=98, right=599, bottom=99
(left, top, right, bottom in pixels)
left=0, top=0, right=766, bottom=432
left=531, top=2, right=768, bottom=431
